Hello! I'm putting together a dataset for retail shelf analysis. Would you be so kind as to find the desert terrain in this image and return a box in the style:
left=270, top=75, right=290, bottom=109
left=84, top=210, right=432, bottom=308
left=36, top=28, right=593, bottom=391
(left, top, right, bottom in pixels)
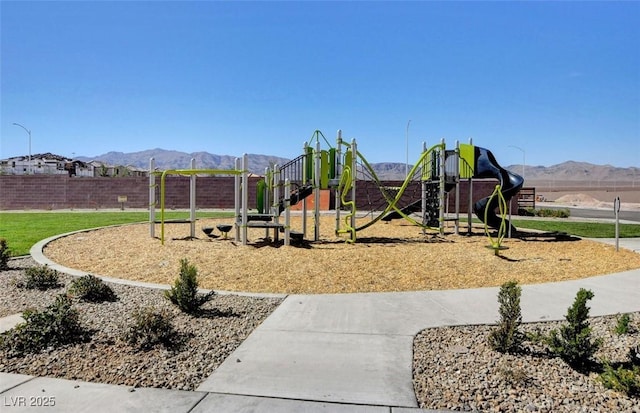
left=529, top=181, right=639, bottom=211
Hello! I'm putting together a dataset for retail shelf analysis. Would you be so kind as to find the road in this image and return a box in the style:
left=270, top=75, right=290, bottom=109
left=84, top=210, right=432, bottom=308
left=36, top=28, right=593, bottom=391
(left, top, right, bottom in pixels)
left=538, top=205, right=640, bottom=223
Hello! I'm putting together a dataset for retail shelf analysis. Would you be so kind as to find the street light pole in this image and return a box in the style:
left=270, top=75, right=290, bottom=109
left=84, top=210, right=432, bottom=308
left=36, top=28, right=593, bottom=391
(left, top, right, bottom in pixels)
left=13, top=122, right=32, bottom=175
left=508, top=145, right=525, bottom=181
left=405, top=119, right=411, bottom=178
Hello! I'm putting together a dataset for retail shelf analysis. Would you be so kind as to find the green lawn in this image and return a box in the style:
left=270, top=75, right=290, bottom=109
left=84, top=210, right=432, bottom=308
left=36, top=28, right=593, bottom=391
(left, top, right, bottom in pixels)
left=0, top=211, right=232, bottom=256
left=512, top=219, right=640, bottom=238
left=0, top=211, right=638, bottom=257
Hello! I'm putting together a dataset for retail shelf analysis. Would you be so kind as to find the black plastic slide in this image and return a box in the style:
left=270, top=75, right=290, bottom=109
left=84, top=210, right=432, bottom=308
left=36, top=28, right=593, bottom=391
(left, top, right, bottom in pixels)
left=278, top=184, right=314, bottom=214
left=472, top=147, right=524, bottom=232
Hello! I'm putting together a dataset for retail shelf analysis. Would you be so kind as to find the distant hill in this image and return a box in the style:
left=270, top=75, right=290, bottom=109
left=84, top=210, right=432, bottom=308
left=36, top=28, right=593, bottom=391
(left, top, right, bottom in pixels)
left=77, top=149, right=290, bottom=175
left=76, top=149, right=637, bottom=182
left=506, top=161, right=639, bottom=183
left=77, top=148, right=411, bottom=179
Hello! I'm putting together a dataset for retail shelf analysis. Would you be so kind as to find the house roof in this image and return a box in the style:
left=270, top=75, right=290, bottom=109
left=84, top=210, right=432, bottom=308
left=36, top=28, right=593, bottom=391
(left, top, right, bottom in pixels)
left=5, top=152, right=70, bottom=162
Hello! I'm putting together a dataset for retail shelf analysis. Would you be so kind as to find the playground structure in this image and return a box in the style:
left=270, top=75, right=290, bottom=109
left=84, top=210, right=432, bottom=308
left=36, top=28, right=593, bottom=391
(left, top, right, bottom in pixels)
left=148, top=158, right=242, bottom=245
left=148, top=154, right=301, bottom=246
left=148, top=130, right=524, bottom=247
left=252, top=130, right=524, bottom=245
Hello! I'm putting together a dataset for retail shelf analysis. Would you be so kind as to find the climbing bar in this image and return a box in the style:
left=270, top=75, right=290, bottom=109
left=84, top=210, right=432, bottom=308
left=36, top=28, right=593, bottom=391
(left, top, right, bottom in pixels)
left=336, top=166, right=356, bottom=243
left=484, top=184, right=508, bottom=255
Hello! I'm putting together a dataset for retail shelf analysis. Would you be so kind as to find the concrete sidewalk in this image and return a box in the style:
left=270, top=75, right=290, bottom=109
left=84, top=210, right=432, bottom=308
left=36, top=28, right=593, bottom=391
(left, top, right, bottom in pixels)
left=588, top=237, right=640, bottom=253
left=197, top=269, right=640, bottom=409
left=1, top=239, right=639, bottom=412
left=3, top=271, right=638, bottom=412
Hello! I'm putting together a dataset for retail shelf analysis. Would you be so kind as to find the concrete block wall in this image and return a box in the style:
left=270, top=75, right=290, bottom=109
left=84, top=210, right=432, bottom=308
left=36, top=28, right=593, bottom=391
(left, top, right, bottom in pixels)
left=158, top=176, right=260, bottom=210
left=1, top=175, right=512, bottom=213
left=0, top=175, right=148, bottom=210
left=351, top=179, right=515, bottom=214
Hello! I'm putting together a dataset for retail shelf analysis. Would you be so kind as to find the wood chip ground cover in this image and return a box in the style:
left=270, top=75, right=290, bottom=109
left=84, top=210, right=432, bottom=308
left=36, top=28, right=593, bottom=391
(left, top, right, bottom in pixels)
left=44, top=216, right=640, bottom=294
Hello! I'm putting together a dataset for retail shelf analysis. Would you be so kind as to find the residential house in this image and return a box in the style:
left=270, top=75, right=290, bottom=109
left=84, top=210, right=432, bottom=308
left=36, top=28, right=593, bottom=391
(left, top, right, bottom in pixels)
left=0, top=153, right=82, bottom=175
left=0, top=153, right=146, bottom=177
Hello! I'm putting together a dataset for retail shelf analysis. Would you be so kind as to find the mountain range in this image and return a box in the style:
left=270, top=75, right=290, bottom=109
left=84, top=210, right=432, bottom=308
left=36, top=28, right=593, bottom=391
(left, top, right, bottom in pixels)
left=78, top=149, right=290, bottom=175
left=77, top=148, right=639, bottom=182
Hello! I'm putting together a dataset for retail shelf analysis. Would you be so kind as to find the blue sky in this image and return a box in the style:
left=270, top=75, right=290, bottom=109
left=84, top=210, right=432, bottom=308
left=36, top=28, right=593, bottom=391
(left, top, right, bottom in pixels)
left=1, top=1, right=639, bottom=168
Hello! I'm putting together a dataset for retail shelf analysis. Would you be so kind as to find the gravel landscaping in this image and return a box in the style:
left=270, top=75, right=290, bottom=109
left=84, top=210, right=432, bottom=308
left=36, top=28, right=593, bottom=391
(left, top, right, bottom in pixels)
left=0, top=257, right=282, bottom=391
left=1, top=234, right=639, bottom=411
left=413, top=316, right=640, bottom=412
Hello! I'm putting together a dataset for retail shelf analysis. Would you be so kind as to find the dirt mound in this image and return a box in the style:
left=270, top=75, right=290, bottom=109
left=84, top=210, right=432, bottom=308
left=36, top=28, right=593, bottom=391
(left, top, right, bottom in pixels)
left=554, top=193, right=601, bottom=206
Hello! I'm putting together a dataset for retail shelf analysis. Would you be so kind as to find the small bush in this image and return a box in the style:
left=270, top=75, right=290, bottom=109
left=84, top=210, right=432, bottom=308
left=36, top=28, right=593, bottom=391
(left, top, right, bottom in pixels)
left=68, top=274, right=117, bottom=302
left=525, top=327, right=547, bottom=345
left=0, top=238, right=11, bottom=270
left=546, top=288, right=601, bottom=371
left=0, top=294, right=89, bottom=356
left=165, top=259, right=215, bottom=314
left=488, top=280, right=524, bottom=354
left=518, top=208, right=536, bottom=217
left=498, top=365, right=531, bottom=386
left=122, top=307, right=177, bottom=350
left=519, top=207, right=570, bottom=218
left=18, top=265, right=61, bottom=290
left=535, top=208, right=570, bottom=218
left=615, top=313, right=633, bottom=336
left=599, top=363, right=640, bottom=397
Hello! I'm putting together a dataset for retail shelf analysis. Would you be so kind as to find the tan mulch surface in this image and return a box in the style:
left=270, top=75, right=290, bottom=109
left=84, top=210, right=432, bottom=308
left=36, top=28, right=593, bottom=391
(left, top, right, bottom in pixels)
left=43, top=215, right=640, bottom=294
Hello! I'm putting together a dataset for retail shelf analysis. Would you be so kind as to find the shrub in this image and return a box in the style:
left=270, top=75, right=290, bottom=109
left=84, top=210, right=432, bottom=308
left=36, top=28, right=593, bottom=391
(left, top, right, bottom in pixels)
left=615, top=313, right=633, bottom=336
left=599, top=363, right=640, bottom=397
left=523, top=208, right=571, bottom=218
left=18, top=265, right=61, bottom=290
left=498, top=364, right=531, bottom=386
left=518, top=208, right=536, bottom=217
left=525, top=327, right=547, bottom=345
left=165, top=258, right=215, bottom=314
left=0, top=294, right=89, bottom=356
left=0, top=238, right=11, bottom=270
left=535, top=208, right=570, bottom=218
left=488, top=280, right=524, bottom=354
left=546, top=288, right=601, bottom=371
left=68, top=274, right=117, bottom=302
left=122, top=306, right=177, bottom=350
